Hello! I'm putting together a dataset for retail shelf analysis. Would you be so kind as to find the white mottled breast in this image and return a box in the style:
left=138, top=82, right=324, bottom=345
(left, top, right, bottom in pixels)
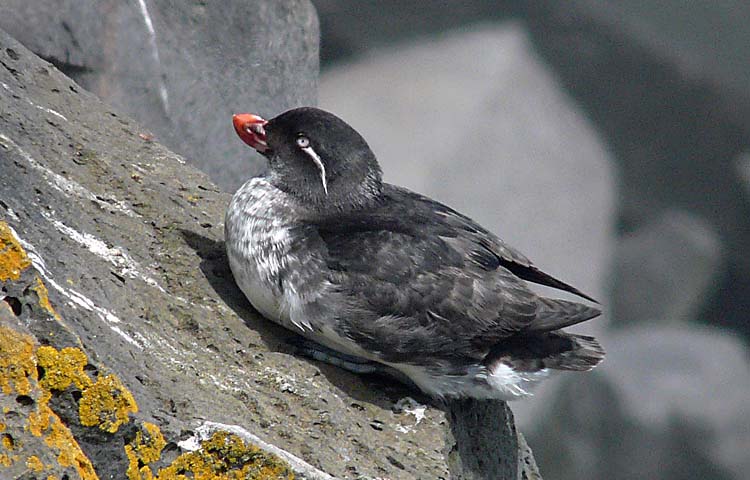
left=224, top=177, right=374, bottom=357
left=225, top=177, right=299, bottom=329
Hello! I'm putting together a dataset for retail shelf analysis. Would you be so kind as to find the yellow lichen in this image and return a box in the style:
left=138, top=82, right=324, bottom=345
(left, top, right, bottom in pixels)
left=0, top=325, right=36, bottom=395
left=44, top=415, right=98, bottom=478
left=125, top=422, right=166, bottom=480
left=26, top=455, right=44, bottom=472
left=79, top=374, right=138, bottom=433
left=37, top=346, right=91, bottom=391
left=0, top=326, right=99, bottom=479
left=153, top=431, right=294, bottom=480
left=31, top=276, right=62, bottom=320
left=1, top=433, right=14, bottom=450
left=0, top=221, right=31, bottom=281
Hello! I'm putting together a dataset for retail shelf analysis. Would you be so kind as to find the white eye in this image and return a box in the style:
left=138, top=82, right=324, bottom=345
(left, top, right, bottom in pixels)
left=296, top=136, right=310, bottom=148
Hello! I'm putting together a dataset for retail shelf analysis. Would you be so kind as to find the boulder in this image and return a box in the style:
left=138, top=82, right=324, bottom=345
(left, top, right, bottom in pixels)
left=610, top=210, right=723, bottom=327
left=737, top=152, right=750, bottom=199
left=0, top=0, right=320, bottom=192
left=0, top=28, right=538, bottom=479
left=530, top=325, right=750, bottom=480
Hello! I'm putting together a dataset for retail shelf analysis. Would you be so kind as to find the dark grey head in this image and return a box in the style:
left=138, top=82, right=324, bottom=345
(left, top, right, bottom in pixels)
left=233, top=107, right=383, bottom=211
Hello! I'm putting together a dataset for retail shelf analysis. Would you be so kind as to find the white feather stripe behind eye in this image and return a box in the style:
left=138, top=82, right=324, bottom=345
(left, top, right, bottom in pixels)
left=301, top=146, right=328, bottom=195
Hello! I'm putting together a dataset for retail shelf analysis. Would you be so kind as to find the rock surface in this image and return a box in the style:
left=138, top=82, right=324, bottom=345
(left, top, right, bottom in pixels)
left=0, top=28, right=539, bottom=480
left=610, top=210, right=723, bottom=327
left=0, top=0, right=320, bottom=192
left=320, top=23, right=617, bottom=427
left=531, top=325, right=750, bottom=480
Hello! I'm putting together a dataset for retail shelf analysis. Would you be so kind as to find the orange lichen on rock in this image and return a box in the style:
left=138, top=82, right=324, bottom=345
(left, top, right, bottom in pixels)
left=36, top=342, right=137, bottom=434
left=0, top=221, right=31, bottom=281
left=37, top=346, right=91, bottom=391
left=152, top=431, right=294, bottom=480
left=125, top=421, right=167, bottom=480
left=79, top=374, right=138, bottom=433
left=26, top=455, right=45, bottom=472
left=0, top=326, right=99, bottom=479
left=31, top=276, right=62, bottom=320
left=0, top=325, right=35, bottom=395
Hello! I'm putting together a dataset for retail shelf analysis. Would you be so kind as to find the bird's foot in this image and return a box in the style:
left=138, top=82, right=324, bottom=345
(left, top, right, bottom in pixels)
left=286, top=336, right=381, bottom=374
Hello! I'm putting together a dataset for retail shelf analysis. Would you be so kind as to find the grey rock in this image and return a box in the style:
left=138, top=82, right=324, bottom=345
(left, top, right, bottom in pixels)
left=531, top=325, right=750, bottom=480
left=611, top=209, right=723, bottom=327
left=526, top=3, right=750, bottom=339
left=320, top=22, right=617, bottom=427
left=445, top=400, right=518, bottom=480
left=562, top=0, right=750, bottom=104
left=312, top=0, right=519, bottom=65
left=736, top=152, right=750, bottom=199
left=0, top=29, right=533, bottom=479
left=0, top=0, right=319, bottom=192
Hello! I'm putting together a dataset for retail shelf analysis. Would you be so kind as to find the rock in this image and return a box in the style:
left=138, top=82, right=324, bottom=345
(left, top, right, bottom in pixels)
left=610, top=209, right=723, bottom=327
left=736, top=152, right=750, bottom=199
left=312, top=0, right=519, bottom=64
left=0, top=0, right=319, bottom=192
left=320, top=22, right=617, bottom=427
left=445, top=400, right=518, bottom=479
left=0, top=28, right=536, bottom=479
left=530, top=325, right=750, bottom=480
left=526, top=3, right=750, bottom=340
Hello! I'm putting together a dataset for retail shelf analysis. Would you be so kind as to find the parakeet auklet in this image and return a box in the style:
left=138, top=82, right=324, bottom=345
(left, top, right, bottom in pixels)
left=225, top=107, right=604, bottom=400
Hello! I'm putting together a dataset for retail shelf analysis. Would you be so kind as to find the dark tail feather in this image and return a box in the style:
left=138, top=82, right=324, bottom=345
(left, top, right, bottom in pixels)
left=497, top=261, right=599, bottom=303
left=527, top=297, right=601, bottom=333
left=487, top=332, right=605, bottom=372
left=546, top=334, right=605, bottom=371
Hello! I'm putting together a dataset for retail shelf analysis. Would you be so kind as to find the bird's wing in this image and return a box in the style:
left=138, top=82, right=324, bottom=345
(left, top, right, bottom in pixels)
left=311, top=185, right=598, bottom=362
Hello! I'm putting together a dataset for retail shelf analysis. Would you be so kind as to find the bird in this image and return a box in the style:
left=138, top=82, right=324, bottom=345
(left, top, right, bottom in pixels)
left=225, top=107, right=604, bottom=400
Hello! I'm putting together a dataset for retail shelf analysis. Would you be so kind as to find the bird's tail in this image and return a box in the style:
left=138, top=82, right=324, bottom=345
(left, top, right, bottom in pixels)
left=545, top=333, right=605, bottom=371
left=485, top=331, right=605, bottom=372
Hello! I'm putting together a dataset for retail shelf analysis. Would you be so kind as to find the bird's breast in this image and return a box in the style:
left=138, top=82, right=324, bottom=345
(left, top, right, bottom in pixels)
left=225, top=178, right=296, bottom=323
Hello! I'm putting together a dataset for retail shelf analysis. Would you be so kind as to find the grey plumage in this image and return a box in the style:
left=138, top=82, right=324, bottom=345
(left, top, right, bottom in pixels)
left=226, top=107, right=604, bottom=400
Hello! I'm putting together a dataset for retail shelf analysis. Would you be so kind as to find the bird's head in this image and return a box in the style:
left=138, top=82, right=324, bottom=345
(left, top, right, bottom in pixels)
left=233, top=107, right=382, bottom=211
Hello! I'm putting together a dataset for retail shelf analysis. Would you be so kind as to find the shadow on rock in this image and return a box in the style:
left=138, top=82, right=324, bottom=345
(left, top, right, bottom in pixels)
left=179, top=228, right=425, bottom=410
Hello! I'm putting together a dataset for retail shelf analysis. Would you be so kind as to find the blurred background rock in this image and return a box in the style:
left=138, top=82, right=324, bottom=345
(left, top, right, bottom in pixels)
left=2, top=1, right=748, bottom=479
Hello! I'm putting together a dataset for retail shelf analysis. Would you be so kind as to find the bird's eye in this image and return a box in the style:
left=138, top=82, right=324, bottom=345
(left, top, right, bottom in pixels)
left=296, top=136, right=310, bottom=148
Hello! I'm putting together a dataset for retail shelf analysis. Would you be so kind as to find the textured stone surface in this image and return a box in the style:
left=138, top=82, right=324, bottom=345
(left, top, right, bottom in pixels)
left=320, top=23, right=616, bottom=428
left=0, top=29, right=446, bottom=479
left=0, top=0, right=319, bottom=192
left=610, top=210, right=723, bottom=327
left=0, top=28, right=539, bottom=480
left=531, top=325, right=750, bottom=480
left=445, top=400, right=517, bottom=480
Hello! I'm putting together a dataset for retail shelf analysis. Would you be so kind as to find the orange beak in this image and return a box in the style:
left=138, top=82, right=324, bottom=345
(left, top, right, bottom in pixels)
left=232, top=113, right=268, bottom=152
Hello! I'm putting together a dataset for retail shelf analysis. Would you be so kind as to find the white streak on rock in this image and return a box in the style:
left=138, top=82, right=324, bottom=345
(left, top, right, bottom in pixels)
left=0, top=133, right=137, bottom=217
left=42, top=212, right=165, bottom=293
left=1, top=81, right=69, bottom=121
left=179, top=422, right=336, bottom=480
left=394, top=397, right=427, bottom=433
left=136, top=0, right=169, bottom=114
left=8, top=226, right=142, bottom=349
left=4, top=207, right=20, bottom=221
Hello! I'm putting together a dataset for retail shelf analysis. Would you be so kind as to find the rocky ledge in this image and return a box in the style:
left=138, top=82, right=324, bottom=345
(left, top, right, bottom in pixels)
left=0, top=28, right=538, bottom=480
